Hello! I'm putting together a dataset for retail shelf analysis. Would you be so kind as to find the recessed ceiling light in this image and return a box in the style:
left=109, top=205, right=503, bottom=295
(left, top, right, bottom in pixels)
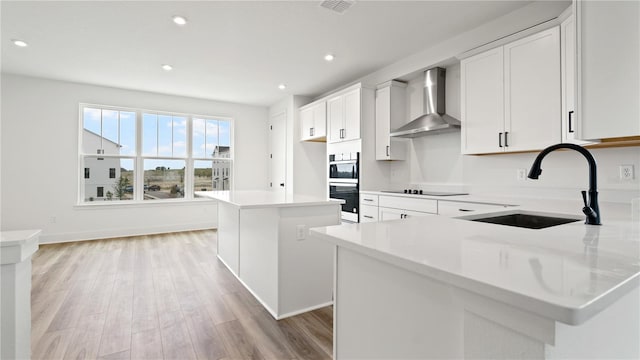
left=12, top=39, right=28, bottom=47
left=172, top=16, right=187, bottom=25
left=324, top=54, right=335, bottom=62
left=278, top=84, right=286, bottom=90
left=162, top=64, right=173, bottom=71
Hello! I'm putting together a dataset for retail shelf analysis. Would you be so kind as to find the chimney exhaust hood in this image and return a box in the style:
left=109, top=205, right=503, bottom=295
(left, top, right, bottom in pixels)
left=390, top=67, right=460, bottom=138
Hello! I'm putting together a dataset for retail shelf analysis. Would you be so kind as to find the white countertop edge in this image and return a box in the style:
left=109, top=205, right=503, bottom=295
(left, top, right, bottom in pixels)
left=0, top=229, right=42, bottom=247
left=310, top=228, right=639, bottom=325
left=195, top=191, right=344, bottom=209
left=228, top=200, right=343, bottom=210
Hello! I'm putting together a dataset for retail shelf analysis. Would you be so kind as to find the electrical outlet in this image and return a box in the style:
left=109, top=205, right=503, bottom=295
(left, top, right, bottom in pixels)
left=517, top=168, right=527, bottom=181
left=619, top=165, right=634, bottom=180
left=296, top=225, right=306, bottom=240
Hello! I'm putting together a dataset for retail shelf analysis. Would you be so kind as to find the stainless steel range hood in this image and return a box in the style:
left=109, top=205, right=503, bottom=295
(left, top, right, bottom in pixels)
left=390, top=67, right=460, bottom=138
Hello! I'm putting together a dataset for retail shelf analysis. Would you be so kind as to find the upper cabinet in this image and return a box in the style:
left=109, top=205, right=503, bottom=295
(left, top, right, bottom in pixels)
left=560, top=14, right=592, bottom=145
left=576, top=0, right=640, bottom=140
left=461, top=27, right=561, bottom=154
left=300, top=99, right=327, bottom=142
left=328, top=86, right=361, bottom=143
left=375, top=81, right=407, bottom=160
left=461, top=47, right=505, bottom=154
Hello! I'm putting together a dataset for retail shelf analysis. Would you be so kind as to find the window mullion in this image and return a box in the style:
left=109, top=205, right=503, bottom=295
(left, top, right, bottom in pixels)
left=185, top=116, right=193, bottom=199
left=136, top=111, right=144, bottom=201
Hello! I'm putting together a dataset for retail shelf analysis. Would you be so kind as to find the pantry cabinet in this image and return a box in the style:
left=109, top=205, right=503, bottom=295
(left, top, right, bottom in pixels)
left=375, top=81, right=407, bottom=160
left=461, top=27, right=561, bottom=154
left=328, top=86, right=361, bottom=143
left=300, top=100, right=326, bottom=141
left=576, top=0, right=640, bottom=139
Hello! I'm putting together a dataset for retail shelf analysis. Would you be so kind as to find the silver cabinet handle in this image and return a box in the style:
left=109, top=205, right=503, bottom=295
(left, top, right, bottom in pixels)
left=459, top=209, right=473, bottom=212
left=386, top=145, right=390, bottom=157
left=504, top=131, right=509, bottom=147
left=363, top=215, right=373, bottom=219
left=498, top=132, right=503, bottom=147
left=363, top=198, right=374, bottom=202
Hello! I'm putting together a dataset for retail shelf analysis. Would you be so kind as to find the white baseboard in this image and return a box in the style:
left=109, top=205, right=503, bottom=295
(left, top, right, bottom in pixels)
left=38, top=222, right=216, bottom=244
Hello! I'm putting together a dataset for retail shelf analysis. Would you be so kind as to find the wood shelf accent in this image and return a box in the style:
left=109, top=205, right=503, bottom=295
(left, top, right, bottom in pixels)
left=471, top=136, right=640, bottom=156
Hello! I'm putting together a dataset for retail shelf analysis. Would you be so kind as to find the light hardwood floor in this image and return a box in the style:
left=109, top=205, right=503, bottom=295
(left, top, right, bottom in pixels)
left=31, top=230, right=333, bottom=360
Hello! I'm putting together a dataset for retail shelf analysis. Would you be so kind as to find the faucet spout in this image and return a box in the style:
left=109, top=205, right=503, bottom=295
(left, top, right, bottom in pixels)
left=527, top=143, right=601, bottom=225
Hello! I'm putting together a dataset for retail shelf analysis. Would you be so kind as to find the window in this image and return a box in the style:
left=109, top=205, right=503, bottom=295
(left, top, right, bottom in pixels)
left=79, top=104, right=232, bottom=203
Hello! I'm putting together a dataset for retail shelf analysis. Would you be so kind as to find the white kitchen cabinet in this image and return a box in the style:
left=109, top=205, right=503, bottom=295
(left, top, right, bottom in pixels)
left=299, top=99, right=326, bottom=141
left=375, top=81, right=407, bottom=160
left=328, top=85, right=361, bottom=143
left=560, top=15, right=592, bottom=145
left=360, top=204, right=379, bottom=223
left=461, top=47, right=505, bottom=154
left=461, top=27, right=561, bottom=154
left=437, top=201, right=507, bottom=217
left=379, top=195, right=438, bottom=214
left=379, top=207, right=435, bottom=221
left=360, top=193, right=379, bottom=206
left=378, top=195, right=437, bottom=221
left=576, top=0, right=640, bottom=139
left=504, top=26, right=561, bottom=152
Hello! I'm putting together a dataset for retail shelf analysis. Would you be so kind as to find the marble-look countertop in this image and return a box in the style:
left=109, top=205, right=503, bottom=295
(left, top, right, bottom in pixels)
left=310, top=196, right=640, bottom=325
left=195, top=190, right=343, bottom=209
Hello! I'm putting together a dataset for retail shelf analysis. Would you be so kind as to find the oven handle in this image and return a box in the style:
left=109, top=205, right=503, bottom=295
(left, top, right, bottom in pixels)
left=329, top=160, right=358, bottom=165
left=329, top=182, right=358, bottom=187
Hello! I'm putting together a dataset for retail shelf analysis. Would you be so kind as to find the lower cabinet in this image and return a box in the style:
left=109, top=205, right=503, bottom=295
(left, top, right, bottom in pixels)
left=379, top=207, right=435, bottom=221
left=437, top=201, right=508, bottom=217
left=360, top=204, right=379, bottom=223
left=358, top=192, right=509, bottom=223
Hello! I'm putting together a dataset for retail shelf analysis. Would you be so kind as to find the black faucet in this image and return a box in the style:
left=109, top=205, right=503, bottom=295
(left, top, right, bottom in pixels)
left=528, top=143, right=601, bottom=225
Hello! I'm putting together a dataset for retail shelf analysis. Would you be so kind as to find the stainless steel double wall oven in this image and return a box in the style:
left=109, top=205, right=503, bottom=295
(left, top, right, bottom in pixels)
left=329, top=152, right=359, bottom=223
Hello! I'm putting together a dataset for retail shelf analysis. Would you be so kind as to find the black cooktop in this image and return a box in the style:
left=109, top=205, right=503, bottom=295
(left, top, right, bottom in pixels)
left=381, top=190, right=469, bottom=196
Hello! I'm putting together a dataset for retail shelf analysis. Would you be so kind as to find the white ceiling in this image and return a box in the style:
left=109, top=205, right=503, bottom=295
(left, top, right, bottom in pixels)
left=1, top=1, right=532, bottom=107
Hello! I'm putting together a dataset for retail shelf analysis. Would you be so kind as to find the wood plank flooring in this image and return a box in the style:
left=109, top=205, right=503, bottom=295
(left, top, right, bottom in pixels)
left=31, top=230, right=333, bottom=360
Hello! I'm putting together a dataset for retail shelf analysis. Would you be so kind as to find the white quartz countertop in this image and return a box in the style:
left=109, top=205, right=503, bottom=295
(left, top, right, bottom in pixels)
left=310, top=196, right=640, bottom=325
left=195, top=190, right=343, bottom=209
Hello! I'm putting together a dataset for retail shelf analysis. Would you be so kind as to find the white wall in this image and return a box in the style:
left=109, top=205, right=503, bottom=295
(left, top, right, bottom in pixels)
left=1, top=74, right=269, bottom=243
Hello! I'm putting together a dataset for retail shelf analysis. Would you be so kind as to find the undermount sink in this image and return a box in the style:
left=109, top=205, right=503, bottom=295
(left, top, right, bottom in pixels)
left=464, top=211, right=582, bottom=229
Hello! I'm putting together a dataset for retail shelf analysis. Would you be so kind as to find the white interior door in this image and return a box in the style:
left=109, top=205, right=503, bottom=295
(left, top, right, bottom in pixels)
left=269, top=112, right=286, bottom=193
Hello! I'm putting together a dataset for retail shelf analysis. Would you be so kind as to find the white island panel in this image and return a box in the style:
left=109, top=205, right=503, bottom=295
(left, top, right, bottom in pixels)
left=197, top=190, right=342, bottom=319
left=217, top=201, right=240, bottom=275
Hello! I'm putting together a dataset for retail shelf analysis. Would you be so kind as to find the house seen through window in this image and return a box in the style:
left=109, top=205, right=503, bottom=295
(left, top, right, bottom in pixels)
left=80, top=104, right=232, bottom=203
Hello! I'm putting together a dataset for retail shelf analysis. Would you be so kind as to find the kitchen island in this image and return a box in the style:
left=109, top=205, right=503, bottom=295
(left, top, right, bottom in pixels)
left=196, top=190, right=342, bottom=319
left=310, top=198, right=639, bottom=359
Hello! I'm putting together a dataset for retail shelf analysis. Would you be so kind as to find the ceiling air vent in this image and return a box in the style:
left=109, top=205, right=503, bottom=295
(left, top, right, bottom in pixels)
left=320, top=0, right=354, bottom=14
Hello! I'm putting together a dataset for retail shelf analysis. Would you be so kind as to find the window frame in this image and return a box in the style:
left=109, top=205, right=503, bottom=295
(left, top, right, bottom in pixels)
left=77, top=103, right=234, bottom=205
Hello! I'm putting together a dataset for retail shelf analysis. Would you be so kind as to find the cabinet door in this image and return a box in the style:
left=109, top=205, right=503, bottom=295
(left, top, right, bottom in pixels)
left=504, top=27, right=561, bottom=152
left=327, top=95, right=344, bottom=143
left=313, top=101, right=327, bottom=138
left=375, top=86, right=391, bottom=159
left=343, top=88, right=361, bottom=142
left=461, top=47, right=505, bottom=154
left=300, top=106, right=315, bottom=141
left=360, top=204, right=379, bottom=223
left=577, top=1, right=640, bottom=139
left=378, top=207, right=404, bottom=221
